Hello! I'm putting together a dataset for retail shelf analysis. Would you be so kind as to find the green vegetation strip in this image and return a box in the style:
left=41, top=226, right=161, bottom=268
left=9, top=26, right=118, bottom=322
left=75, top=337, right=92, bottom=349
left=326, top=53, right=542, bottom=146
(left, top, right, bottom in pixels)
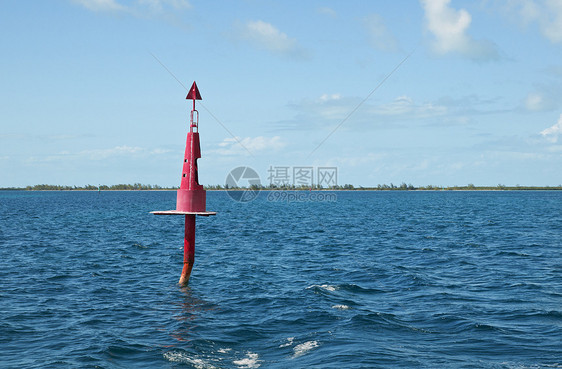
left=1, top=183, right=561, bottom=191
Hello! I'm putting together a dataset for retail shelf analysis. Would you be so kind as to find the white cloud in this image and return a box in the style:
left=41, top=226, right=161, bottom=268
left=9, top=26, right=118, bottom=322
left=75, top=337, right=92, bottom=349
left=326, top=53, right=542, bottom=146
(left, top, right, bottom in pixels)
left=81, top=145, right=144, bottom=159
left=517, top=0, right=541, bottom=24
left=22, top=145, right=169, bottom=164
left=363, top=14, right=399, bottom=52
left=150, top=148, right=172, bottom=155
left=215, top=136, right=286, bottom=156
left=523, top=83, right=562, bottom=111
left=280, top=93, right=450, bottom=132
left=310, top=94, right=351, bottom=120
left=420, top=0, right=499, bottom=61
left=374, top=95, right=447, bottom=117
left=318, top=7, right=337, bottom=18
left=72, top=0, right=125, bottom=12
left=542, top=0, right=562, bottom=42
left=72, top=0, right=191, bottom=15
left=512, top=0, right=562, bottom=43
left=237, top=20, right=306, bottom=58
left=137, top=0, right=191, bottom=11
left=546, top=144, right=562, bottom=152
left=319, top=94, right=342, bottom=102
left=326, top=152, right=387, bottom=167
left=525, top=92, right=546, bottom=111
left=540, top=114, right=562, bottom=142
left=158, top=0, right=191, bottom=10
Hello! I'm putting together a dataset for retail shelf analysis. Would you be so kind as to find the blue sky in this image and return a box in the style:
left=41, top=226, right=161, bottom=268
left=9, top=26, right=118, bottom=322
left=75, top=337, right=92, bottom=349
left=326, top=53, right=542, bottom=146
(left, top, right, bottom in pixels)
left=1, top=0, right=562, bottom=187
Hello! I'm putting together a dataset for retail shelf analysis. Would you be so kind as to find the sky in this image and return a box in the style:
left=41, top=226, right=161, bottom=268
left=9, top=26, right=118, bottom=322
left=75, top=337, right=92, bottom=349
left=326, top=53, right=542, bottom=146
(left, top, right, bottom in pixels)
left=1, top=0, right=562, bottom=188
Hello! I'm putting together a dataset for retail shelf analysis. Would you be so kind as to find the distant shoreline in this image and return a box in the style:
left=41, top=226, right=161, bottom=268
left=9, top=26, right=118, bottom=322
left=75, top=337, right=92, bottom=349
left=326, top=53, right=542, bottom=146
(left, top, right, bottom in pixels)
left=1, top=186, right=561, bottom=192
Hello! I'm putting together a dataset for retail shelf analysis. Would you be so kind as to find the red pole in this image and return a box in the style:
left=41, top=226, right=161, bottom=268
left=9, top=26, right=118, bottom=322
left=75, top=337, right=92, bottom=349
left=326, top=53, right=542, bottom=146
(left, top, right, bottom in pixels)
left=179, top=214, right=196, bottom=285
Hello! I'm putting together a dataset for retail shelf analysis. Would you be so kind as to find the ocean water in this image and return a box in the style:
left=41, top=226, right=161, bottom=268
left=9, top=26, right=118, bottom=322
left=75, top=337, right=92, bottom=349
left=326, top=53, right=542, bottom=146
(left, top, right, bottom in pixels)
left=0, top=190, right=561, bottom=368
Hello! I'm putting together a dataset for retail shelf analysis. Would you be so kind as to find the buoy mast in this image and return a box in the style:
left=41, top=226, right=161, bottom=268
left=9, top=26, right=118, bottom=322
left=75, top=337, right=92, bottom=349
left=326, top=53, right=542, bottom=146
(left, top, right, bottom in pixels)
left=151, top=82, right=216, bottom=285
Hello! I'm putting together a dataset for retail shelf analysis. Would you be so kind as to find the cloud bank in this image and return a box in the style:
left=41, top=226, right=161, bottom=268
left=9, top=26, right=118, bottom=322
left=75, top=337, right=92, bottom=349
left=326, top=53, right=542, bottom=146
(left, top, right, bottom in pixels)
left=420, top=0, right=499, bottom=61
left=72, top=0, right=125, bottom=12
left=236, top=20, right=306, bottom=59
left=540, top=114, right=562, bottom=142
left=71, top=0, right=191, bottom=15
left=512, top=0, right=562, bottom=43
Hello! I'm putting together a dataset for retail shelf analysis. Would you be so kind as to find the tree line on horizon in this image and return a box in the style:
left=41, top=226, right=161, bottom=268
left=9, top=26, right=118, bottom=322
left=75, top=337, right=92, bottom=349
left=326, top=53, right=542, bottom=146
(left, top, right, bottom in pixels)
left=9, top=184, right=177, bottom=191
left=1, top=183, right=561, bottom=191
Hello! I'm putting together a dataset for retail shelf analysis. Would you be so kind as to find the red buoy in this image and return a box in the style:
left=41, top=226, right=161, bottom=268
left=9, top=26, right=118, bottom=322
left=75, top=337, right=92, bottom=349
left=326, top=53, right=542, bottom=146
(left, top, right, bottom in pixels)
left=151, top=82, right=216, bottom=285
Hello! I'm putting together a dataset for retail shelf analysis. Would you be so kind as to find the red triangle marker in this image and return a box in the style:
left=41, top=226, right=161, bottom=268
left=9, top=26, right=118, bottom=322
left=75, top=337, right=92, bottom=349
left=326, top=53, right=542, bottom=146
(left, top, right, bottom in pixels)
left=186, top=81, right=202, bottom=100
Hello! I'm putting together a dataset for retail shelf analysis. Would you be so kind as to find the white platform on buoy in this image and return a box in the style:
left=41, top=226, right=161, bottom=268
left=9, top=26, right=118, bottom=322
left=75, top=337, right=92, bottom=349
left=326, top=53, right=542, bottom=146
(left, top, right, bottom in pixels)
left=150, top=210, right=216, bottom=216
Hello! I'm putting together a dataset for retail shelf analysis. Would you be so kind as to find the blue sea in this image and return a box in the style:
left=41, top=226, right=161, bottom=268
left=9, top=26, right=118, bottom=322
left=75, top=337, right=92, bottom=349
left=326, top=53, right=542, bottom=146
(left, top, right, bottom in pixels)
left=1, top=190, right=561, bottom=368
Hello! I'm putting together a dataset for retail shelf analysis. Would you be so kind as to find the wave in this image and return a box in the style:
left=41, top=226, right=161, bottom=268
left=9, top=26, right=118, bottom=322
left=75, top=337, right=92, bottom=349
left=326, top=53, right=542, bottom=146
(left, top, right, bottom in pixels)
left=233, top=352, right=261, bottom=368
left=279, top=337, right=294, bottom=348
left=163, top=350, right=217, bottom=369
left=332, top=304, right=351, bottom=310
left=306, top=284, right=338, bottom=292
left=292, top=341, right=319, bottom=358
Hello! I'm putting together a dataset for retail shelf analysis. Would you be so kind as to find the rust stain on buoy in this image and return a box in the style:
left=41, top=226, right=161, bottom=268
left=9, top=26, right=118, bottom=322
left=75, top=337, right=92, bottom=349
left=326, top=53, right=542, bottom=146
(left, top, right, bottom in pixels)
left=151, top=81, right=216, bottom=285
